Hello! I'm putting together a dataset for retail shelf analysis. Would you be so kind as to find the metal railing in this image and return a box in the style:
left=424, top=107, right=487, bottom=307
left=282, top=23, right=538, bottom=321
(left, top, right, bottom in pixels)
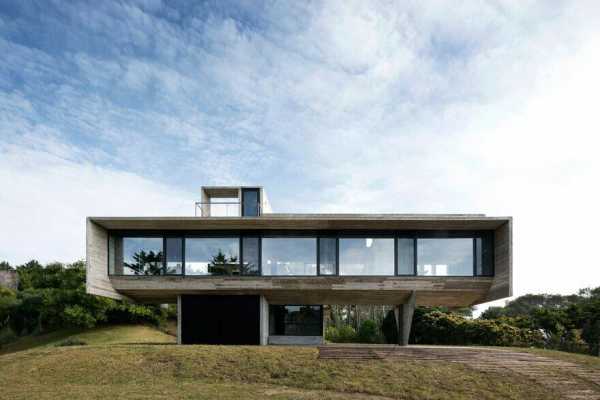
left=195, top=202, right=241, bottom=217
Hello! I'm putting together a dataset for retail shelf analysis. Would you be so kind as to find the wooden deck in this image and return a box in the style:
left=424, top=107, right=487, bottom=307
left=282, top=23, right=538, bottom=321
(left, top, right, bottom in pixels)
left=318, top=345, right=600, bottom=400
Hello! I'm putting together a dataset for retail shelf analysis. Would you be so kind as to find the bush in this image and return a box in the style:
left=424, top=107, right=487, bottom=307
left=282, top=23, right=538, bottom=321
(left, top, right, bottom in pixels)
left=63, top=305, right=97, bottom=328
left=0, top=326, right=18, bottom=346
left=411, top=309, right=544, bottom=347
left=358, top=320, right=380, bottom=343
left=325, top=325, right=358, bottom=343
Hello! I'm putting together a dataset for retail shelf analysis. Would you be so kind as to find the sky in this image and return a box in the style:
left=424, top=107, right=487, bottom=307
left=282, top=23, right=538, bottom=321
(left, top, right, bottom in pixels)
left=1, top=1, right=600, bottom=310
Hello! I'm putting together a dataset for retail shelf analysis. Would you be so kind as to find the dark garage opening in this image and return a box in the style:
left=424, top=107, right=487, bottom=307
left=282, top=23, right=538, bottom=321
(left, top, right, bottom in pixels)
left=181, top=295, right=260, bottom=345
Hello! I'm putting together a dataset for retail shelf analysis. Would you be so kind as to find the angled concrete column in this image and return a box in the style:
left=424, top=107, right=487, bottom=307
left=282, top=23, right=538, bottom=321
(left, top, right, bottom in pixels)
left=259, top=296, right=269, bottom=345
left=394, top=291, right=416, bottom=346
left=177, top=295, right=182, bottom=345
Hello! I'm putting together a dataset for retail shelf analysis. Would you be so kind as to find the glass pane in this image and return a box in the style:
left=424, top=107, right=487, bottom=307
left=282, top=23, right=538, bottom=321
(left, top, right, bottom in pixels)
left=262, top=238, right=316, bottom=276
left=269, top=305, right=322, bottom=336
left=123, top=237, right=163, bottom=275
left=475, top=236, right=494, bottom=276
left=108, top=235, right=116, bottom=274
left=397, top=238, right=414, bottom=275
left=417, top=238, right=473, bottom=276
left=339, top=238, right=394, bottom=276
left=241, top=237, right=260, bottom=276
left=185, top=238, right=239, bottom=276
left=242, top=189, right=260, bottom=216
left=166, top=238, right=183, bottom=274
left=319, top=237, right=336, bottom=275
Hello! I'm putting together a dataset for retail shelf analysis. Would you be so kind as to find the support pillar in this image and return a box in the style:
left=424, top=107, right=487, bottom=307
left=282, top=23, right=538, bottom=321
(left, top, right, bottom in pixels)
left=394, top=291, right=416, bottom=346
left=177, top=295, right=182, bottom=345
left=259, top=296, right=269, bottom=345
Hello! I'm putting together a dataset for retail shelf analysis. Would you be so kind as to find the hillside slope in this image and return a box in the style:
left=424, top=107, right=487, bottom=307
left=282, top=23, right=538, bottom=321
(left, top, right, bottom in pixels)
left=0, top=342, right=564, bottom=400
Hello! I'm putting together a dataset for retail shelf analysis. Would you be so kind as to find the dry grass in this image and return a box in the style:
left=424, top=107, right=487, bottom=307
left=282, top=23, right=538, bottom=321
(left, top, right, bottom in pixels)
left=0, top=329, right=564, bottom=400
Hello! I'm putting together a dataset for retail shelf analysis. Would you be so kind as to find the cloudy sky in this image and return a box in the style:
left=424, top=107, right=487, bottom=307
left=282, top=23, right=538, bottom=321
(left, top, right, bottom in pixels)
left=1, top=1, right=599, bottom=308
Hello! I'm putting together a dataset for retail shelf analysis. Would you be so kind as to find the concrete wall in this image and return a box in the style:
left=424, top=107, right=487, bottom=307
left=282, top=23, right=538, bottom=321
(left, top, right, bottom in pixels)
left=268, top=336, right=323, bottom=345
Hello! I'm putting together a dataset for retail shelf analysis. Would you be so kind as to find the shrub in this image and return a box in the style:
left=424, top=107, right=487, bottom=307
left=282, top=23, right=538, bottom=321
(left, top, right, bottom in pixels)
left=63, top=305, right=97, bottom=328
left=325, top=325, right=358, bottom=343
left=358, top=320, right=380, bottom=343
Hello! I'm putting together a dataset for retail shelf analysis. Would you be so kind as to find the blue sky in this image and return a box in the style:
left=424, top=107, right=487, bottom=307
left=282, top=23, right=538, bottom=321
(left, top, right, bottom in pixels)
left=1, top=1, right=600, bottom=307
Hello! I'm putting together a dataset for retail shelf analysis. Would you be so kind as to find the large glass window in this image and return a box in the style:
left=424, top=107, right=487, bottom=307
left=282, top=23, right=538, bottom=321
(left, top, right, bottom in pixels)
left=262, top=238, right=316, bottom=276
left=475, top=237, right=494, bottom=276
left=165, top=238, right=183, bottom=274
left=241, top=237, right=260, bottom=276
left=269, top=305, right=323, bottom=336
left=339, top=238, right=394, bottom=276
left=318, top=237, right=337, bottom=275
left=417, top=238, right=473, bottom=276
left=185, top=238, right=239, bottom=276
left=397, top=238, right=415, bottom=275
left=123, top=237, right=163, bottom=275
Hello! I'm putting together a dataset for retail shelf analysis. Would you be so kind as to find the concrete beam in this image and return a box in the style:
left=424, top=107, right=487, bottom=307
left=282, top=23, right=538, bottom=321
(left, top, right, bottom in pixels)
left=395, top=291, right=416, bottom=346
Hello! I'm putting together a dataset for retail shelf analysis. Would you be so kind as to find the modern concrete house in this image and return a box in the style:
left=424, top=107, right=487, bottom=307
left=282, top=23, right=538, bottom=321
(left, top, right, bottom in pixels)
left=86, top=186, right=512, bottom=345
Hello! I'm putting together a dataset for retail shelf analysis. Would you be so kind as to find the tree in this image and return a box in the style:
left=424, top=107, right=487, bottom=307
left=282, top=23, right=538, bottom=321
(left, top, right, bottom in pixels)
left=207, top=250, right=239, bottom=275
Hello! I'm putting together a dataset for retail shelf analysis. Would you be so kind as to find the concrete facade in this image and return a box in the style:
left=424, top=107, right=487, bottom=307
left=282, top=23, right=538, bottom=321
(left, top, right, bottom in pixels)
left=85, top=186, right=512, bottom=346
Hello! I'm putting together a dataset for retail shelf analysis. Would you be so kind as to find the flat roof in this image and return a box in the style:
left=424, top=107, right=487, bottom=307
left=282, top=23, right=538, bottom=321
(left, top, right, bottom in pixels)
left=88, top=214, right=511, bottom=231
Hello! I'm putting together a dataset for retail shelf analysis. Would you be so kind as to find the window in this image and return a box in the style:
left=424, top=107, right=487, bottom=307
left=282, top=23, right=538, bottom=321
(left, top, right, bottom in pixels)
left=241, top=237, right=260, bottom=276
left=261, top=238, right=316, bottom=276
left=417, top=238, right=473, bottom=276
left=185, top=238, right=239, bottom=276
left=122, top=237, right=163, bottom=275
left=269, top=305, right=323, bottom=336
left=339, top=238, right=394, bottom=275
left=318, top=237, right=337, bottom=275
left=397, top=238, right=415, bottom=275
left=242, top=188, right=260, bottom=216
left=475, top=237, right=494, bottom=276
left=165, top=238, right=183, bottom=274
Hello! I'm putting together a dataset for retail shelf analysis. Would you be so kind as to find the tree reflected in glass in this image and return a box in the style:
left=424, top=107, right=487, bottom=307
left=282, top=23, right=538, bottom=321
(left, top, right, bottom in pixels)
left=124, top=250, right=163, bottom=275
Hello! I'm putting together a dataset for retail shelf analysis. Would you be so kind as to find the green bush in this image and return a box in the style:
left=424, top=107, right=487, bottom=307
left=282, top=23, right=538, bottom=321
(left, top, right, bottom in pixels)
left=358, top=320, right=380, bottom=343
left=63, top=305, right=97, bottom=328
left=325, top=325, right=358, bottom=343
left=411, top=309, right=544, bottom=347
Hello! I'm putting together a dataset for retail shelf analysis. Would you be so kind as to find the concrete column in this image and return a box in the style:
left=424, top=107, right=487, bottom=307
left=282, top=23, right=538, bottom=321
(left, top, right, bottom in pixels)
left=394, top=291, right=416, bottom=346
left=259, top=296, right=269, bottom=345
left=177, top=295, right=182, bottom=345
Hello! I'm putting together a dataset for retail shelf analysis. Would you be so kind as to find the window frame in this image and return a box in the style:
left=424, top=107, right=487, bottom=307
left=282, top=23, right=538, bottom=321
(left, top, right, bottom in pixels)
left=106, top=229, right=494, bottom=278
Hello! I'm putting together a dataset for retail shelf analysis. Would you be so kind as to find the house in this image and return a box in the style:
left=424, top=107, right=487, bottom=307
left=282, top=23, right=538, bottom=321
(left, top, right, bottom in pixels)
left=86, top=186, right=512, bottom=345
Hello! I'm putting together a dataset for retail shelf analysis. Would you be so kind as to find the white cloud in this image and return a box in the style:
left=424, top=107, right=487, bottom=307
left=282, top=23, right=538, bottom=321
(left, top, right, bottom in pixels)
left=0, top=142, right=194, bottom=264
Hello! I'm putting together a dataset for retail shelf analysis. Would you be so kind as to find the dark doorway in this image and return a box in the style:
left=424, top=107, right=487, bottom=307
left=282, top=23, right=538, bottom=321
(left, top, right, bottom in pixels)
left=241, top=188, right=260, bottom=217
left=181, top=295, right=260, bottom=345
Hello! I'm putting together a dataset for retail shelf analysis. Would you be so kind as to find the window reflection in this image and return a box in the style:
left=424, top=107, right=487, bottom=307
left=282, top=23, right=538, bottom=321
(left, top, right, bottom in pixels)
left=262, top=238, right=316, bottom=276
left=241, top=237, right=260, bottom=276
left=269, top=305, right=322, bottom=336
left=318, top=237, right=336, bottom=275
left=185, top=238, right=239, bottom=276
left=417, top=238, right=473, bottom=276
left=165, top=238, right=183, bottom=274
left=123, top=237, right=163, bottom=275
left=339, top=238, right=394, bottom=276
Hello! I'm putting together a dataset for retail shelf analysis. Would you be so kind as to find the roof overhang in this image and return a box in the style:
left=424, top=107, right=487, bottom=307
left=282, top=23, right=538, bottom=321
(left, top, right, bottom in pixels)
left=88, top=214, right=510, bottom=231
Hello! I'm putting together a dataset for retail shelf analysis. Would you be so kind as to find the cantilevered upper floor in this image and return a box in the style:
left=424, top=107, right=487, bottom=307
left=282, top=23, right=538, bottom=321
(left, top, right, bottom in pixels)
left=86, top=186, right=512, bottom=307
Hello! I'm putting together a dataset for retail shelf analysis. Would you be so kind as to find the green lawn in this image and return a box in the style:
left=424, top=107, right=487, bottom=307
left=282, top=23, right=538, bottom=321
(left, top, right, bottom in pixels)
left=4, top=326, right=600, bottom=399
left=0, top=326, right=568, bottom=400
left=0, top=324, right=175, bottom=355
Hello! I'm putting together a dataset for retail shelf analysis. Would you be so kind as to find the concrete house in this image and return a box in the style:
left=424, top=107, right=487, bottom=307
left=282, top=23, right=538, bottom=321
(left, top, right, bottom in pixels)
left=86, top=186, right=512, bottom=345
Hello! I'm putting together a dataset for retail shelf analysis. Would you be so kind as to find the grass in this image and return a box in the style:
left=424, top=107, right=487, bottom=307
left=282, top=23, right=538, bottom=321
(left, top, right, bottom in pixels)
left=517, top=347, right=600, bottom=370
left=0, top=324, right=175, bottom=355
left=0, top=327, right=568, bottom=400
left=3, top=326, right=600, bottom=399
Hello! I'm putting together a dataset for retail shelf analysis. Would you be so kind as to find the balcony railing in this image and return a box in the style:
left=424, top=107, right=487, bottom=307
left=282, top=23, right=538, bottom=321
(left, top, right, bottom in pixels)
left=195, top=202, right=241, bottom=217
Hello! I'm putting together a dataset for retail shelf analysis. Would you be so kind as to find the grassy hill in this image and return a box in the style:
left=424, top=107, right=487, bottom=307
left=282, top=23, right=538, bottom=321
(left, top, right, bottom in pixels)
left=1, top=325, right=599, bottom=400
